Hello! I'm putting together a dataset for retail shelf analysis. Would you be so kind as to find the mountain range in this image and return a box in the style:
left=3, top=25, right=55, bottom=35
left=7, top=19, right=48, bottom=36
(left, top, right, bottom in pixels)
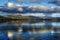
left=0, top=14, right=40, bottom=22
left=0, top=14, right=58, bottom=22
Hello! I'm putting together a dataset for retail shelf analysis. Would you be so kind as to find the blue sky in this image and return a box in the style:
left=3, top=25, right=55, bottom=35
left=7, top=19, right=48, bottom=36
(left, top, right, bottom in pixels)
left=0, top=0, right=8, bottom=6
left=0, top=0, right=57, bottom=7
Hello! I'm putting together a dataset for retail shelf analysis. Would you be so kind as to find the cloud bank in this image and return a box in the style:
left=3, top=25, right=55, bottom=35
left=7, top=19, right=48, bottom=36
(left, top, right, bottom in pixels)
left=0, top=2, right=60, bottom=13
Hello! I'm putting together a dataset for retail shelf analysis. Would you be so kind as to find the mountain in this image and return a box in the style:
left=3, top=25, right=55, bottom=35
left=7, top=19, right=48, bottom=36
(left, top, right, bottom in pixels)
left=0, top=15, right=10, bottom=19
left=0, top=15, right=5, bottom=19
left=28, top=16, right=41, bottom=19
left=5, top=14, right=30, bottom=19
left=0, top=15, right=12, bottom=23
left=0, top=14, right=48, bottom=23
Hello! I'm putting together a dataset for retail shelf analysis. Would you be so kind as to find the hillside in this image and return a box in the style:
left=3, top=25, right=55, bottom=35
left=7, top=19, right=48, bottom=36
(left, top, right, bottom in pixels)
left=5, top=14, right=30, bottom=19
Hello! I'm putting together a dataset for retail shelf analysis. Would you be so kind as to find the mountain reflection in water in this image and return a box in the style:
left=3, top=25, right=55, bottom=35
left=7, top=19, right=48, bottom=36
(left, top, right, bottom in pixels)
left=0, top=21, right=59, bottom=40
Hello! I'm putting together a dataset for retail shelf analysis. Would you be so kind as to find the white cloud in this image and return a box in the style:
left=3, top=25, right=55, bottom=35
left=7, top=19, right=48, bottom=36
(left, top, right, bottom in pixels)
left=16, top=4, right=23, bottom=11
left=28, top=5, right=55, bottom=12
left=1, top=2, right=60, bottom=13
left=21, top=13, right=45, bottom=17
left=16, top=4, right=21, bottom=7
left=7, top=2, right=15, bottom=8
left=18, top=7, right=23, bottom=11
left=7, top=2, right=23, bottom=11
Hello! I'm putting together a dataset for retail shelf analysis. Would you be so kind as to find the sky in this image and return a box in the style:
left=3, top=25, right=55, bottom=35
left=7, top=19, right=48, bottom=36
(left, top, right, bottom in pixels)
left=0, top=0, right=60, bottom=17
left=0, top=0, right=8, bottom=6
left=0, top=0, right=57, bottom=7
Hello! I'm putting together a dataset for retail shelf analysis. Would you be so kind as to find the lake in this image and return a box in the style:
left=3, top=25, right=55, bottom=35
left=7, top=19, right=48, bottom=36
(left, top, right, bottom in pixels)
left=0, top=21, right=60, bottom=40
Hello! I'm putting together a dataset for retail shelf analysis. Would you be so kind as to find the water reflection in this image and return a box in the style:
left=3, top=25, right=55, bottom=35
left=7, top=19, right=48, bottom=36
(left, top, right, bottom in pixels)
left=0, top=21, right=59, bottom=40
